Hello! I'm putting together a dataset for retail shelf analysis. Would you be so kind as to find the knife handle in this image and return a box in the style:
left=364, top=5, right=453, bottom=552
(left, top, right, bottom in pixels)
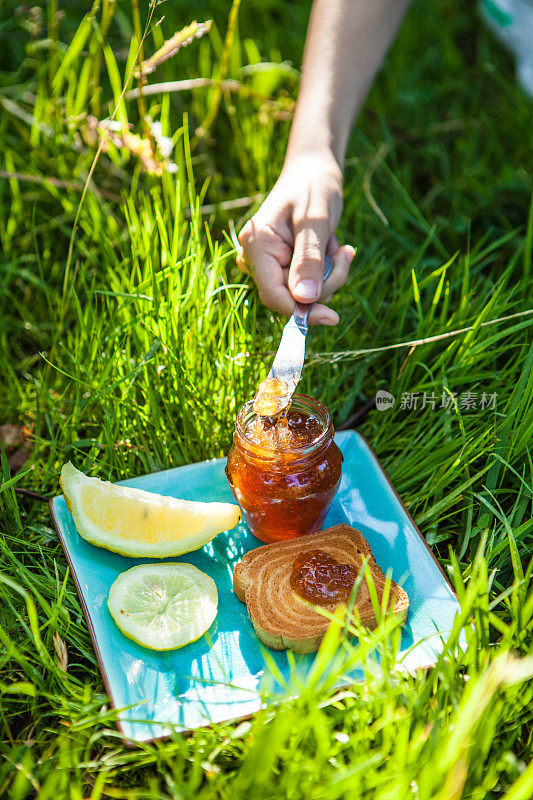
left=293, top=254, right=334, bottom=334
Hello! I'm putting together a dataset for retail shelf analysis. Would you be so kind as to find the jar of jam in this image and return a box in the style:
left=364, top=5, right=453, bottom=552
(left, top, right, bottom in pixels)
left=225, top=395, right=343, bottom=543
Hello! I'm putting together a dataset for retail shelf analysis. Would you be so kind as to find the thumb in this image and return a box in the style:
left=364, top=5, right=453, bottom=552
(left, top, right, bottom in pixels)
left=288, top=216, right=329, bottom=303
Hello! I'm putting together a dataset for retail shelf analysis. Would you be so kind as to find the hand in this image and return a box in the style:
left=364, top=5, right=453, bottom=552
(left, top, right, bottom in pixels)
left=237, top=151, right=355, bottom=325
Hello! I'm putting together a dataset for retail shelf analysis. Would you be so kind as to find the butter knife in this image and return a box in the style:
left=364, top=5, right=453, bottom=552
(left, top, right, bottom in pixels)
left=254, top=255, right=334, bottom=415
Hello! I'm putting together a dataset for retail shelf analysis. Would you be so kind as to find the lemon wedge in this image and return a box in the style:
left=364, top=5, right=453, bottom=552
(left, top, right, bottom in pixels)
left=108, top=563, right=217, bottom=650
left=60, top=462, right=241, bottom=557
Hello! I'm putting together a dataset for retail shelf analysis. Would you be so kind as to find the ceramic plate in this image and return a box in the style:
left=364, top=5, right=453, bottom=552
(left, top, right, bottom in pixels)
left=50, top=430, right=460, bottom=743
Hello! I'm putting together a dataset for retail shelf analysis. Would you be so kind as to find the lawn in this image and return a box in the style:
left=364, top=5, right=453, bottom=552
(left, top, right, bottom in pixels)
left=0, top=0, right=532, bottom=797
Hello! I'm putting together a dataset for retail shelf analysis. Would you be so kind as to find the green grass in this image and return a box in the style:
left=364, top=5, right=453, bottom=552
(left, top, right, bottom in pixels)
left=0, top=0, right=532, bottom=797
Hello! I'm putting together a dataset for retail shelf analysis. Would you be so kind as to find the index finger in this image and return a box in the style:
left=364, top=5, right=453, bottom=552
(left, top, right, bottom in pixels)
left=238, top=218, right=294, bottom=315
left=250, top=251, right=296, bottom=317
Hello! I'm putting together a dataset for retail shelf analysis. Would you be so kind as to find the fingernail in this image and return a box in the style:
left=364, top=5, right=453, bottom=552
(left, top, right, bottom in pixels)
left=317, top=315, right=338, bottom=326
left=294, top=280, right=318, bottom=300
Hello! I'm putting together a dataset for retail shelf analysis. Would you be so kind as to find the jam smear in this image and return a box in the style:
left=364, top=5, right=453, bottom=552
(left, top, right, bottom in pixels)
left=290, top=549, right=358, bottom=605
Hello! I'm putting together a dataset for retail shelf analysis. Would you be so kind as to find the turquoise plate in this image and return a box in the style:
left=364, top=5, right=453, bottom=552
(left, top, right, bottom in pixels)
left=50, top=430, right=460, bottom=743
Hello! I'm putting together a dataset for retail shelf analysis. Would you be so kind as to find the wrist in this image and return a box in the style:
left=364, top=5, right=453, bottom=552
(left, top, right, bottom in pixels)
left=282, top=144, right=343, bottom=184
left=286, top=130, right=345, bottom=171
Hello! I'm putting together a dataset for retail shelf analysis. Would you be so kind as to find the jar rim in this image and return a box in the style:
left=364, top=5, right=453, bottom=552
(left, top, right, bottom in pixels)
left=234, top=394, right=333, bottom=459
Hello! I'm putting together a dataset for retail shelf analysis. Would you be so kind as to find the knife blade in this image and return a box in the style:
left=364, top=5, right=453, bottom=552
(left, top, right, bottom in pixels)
left=254, top=255, right=334, bottom=416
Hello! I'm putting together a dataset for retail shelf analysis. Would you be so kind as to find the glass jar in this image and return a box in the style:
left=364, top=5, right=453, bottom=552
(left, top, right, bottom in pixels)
left=225, top=395, right=343, bottom=543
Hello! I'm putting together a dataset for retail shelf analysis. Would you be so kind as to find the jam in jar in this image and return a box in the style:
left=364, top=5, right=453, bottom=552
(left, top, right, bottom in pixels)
left=225, top=395, right=343, bottom=543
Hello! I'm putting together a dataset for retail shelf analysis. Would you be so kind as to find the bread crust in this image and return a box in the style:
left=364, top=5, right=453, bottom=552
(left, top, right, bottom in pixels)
left=233, top=524, right=409, bottom=653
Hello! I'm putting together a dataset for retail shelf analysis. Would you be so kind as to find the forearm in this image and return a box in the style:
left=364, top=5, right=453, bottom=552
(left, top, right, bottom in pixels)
left=287, top=0, right=412, bottom=167
left=238, top=0, right=407, bottom=318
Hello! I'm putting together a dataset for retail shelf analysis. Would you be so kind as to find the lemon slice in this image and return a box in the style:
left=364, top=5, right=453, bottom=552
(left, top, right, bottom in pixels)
left=108, top=563, right=217, bottom=650
left=60, top=462, right=241, bottom=558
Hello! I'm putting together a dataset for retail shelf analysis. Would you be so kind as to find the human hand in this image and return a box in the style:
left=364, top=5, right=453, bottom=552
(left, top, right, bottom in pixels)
left=237, top=151, right=355, bottom=325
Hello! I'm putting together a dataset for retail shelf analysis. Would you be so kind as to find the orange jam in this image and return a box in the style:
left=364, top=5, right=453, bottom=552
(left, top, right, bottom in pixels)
left=253, top=376, right=290, bottom=417
left=290, top=549, right=357, bottom=605
left=225, top=395, right=342, bottom=543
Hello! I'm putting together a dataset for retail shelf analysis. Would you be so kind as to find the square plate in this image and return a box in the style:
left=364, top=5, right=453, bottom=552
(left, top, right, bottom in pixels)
left=50, top=430, right=459, bottom=743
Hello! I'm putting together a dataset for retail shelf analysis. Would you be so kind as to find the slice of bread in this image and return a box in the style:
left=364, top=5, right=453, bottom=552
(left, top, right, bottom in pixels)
left=233, top=524, right=409, bottom=653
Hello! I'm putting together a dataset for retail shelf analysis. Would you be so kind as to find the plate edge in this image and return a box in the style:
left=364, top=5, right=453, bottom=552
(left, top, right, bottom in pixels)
left=350, top=431, right=457, bottom=598
left=49, top=498, right=136, bottom=742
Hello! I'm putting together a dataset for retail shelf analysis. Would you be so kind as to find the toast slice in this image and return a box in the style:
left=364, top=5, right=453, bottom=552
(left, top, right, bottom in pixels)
left=233, top=524, right=409, bottom=653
